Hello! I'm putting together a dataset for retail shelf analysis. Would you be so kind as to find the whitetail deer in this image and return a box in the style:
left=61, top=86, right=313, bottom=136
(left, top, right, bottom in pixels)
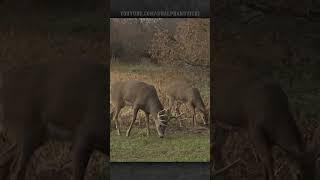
left=166, top=80, right=209, bottom=127
left=0, top=62, right=108, bottom=180
left=212, top=68, right=320, bottom=180
left=110, top=80, right=169, bottom=138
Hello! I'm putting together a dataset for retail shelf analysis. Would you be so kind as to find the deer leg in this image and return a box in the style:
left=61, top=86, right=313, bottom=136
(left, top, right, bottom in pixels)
left=176, top=102, right=183, bottom=127
left=188, top=103, right=196, bottom=127
left=70, top=127, right=95, bottom=180
left=192, top=109, right=196, bottom=127
left=212, top=126, right=229, bottom=171
left=126, top=106, right=139, bottom=137
left=113, top=106, right=122, bottom=136
left=168, top=98, right=174, bottom=113
left=138, top=117, right=141, bottom=127
left=252, top=130, right=274, bottom=180
left=69, top=93, right=108, bottom=180
left=145, top=113, right=150, bottom=136
left=175, top=101, right=181, bottom=115
left=200, top=109, right=208, bottom=126
left=9, top=125, right=45, bottom=180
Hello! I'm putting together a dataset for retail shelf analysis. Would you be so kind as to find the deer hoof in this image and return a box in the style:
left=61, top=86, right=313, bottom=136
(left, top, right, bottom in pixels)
left=117, top=129, right=121, bottom=136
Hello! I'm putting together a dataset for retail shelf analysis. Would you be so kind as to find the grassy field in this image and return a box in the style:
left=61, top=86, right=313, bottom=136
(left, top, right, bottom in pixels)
left=111, top=130, right=209, bottom=162
left=110, top=62, right=210, bottom=162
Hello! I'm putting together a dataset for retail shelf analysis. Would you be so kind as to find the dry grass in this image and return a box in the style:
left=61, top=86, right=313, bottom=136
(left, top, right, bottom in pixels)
left=26, top=142, right=108, bottom=180
left=0, top=137, right=108, bottom=180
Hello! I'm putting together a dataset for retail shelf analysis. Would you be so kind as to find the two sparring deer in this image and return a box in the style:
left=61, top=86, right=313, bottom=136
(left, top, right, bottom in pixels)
left=110, top=80, right=209, bottom=137
left=0, top=62, right=108, bottom=180
left=212, top=67, right=320, bottom=180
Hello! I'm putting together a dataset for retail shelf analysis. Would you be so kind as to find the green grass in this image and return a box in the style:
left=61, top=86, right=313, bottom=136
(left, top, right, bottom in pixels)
left=110, top=130, right=210, bottom=162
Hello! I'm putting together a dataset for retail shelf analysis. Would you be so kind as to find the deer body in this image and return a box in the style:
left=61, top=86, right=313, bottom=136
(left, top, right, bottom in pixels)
left=0, top=62, right=108, bottom=180
left=110, top=80, right=168, bottom=138
left=167, top=80, right=208, bottom=127
left=213, top=69, right=319, bottom=180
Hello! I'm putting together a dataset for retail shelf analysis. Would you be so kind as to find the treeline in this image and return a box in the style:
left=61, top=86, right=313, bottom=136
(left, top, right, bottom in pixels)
left=111, top=18, right=209, bottom=68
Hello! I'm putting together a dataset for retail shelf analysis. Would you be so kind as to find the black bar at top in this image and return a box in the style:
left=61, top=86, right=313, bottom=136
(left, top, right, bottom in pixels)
left=110, top=0, right=210, bottom=18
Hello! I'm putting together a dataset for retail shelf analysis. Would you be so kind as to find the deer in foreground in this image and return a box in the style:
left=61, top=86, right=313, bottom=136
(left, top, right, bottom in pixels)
left=0, top=62, right=108, bottom=180
left=166, top=80, right=209, bottom=127
left=212, top=68, right=320, bottom=180
left=110, top=80, right=169, bottom=138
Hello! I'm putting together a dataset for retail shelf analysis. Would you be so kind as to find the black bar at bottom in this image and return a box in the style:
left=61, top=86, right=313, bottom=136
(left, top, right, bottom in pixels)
left=110, top=162, right=209, bottom=180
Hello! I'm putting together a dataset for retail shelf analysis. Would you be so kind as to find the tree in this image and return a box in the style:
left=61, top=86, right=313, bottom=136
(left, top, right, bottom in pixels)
left=149, top=19, right=209, bottom=68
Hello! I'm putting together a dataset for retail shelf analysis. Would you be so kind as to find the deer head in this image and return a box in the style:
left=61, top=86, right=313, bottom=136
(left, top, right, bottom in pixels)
left=156, top=109, right=169, bottom=138
left=155, top=109, right=186, bottom=138
left=203, top=108, right=210, bottom=126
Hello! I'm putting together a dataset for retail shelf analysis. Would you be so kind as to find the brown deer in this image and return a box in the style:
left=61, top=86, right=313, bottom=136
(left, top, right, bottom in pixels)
left=166, top=80, right=209, bottom=127
left=0, top=62, right=108, bottom=180
left=110, top=80, right=169, bottom=138
left=212, top=67, right=320, bottom=180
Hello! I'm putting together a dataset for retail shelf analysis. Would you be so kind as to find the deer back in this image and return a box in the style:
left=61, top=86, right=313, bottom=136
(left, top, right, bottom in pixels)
left=111, top=80, right=163, bottom=113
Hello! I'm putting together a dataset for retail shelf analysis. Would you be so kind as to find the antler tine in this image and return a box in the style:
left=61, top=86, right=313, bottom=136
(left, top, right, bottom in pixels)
left=170, top=113, right=185, bottom=119
left=159, top=122, right=168, bottom=126
left=212, top=158, right=242, bottom=176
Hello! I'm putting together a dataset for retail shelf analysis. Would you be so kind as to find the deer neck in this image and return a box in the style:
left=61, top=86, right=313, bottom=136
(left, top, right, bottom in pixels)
left=146, top=98, right=163, bottom=116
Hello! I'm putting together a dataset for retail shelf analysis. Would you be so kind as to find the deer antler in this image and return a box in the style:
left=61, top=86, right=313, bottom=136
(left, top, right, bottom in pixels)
left=158, top=109, right=168, bottom=118
left=167, top=111, right=185, bottom=120
left=158, top=109, right=184, bottom=125
left=212, top=158, right=242, bottom=176
left=159, top=121, right=168, bottom=126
